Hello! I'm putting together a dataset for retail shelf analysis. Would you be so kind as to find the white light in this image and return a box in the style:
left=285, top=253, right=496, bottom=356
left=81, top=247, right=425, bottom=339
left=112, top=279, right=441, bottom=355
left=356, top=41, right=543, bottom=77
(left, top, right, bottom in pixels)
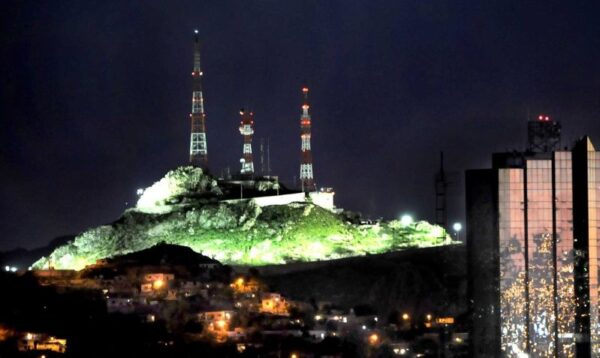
left=400, top=214, right=414, bottom=226
left=136, top=188, right=144, bottom=196
left=194, top=29, right=198, bottom=34
left=453, top=222, right=462, bottom=232
left=4, top=266, right=9, bottom=272
left=10, top=266, right=17, bottom=272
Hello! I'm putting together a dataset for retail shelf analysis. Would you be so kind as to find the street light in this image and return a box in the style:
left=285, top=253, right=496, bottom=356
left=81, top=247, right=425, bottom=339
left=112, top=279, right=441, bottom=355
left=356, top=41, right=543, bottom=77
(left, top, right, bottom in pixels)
left=453, top=222, right=462, bottom=241
left=368, top=333, right=379, bottom=345
left=400, top=214, right=414, bottom=226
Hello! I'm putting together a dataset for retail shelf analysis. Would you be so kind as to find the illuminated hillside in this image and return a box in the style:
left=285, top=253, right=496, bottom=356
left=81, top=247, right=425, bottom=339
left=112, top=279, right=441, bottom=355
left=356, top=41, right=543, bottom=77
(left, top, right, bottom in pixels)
left=33, top=167, right=453, bottom=270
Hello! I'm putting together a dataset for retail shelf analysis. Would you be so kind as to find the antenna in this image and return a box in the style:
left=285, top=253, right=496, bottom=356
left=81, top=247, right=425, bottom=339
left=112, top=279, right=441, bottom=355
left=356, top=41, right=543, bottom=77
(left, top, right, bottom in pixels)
left=299, top=86, right=315, bottom=192
left=435, top=151, right=448, bottom=231
left=260, top=138, right=265, bottom=176
left=267, top=137, right=271, bottom=176
left=189, top=30, right=209, bottom=170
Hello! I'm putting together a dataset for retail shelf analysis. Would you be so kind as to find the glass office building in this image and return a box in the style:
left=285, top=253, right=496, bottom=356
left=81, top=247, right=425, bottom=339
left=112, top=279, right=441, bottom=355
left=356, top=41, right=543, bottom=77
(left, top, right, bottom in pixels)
left=467, top=122, right=599, bottom=357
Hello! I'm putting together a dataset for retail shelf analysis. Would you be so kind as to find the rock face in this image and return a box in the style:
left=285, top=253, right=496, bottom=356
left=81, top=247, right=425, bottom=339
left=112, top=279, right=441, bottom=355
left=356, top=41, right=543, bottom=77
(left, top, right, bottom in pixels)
left=33, top=167, right=453, bottom=270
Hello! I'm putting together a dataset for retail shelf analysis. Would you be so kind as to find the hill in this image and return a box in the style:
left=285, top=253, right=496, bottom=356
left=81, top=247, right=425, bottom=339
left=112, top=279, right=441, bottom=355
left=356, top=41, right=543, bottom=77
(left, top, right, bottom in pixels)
left=32, top=166, right=454, bottom=270
left=257, top=245, right=467, bottom=320
left=0, top=235, right=75, bottom=270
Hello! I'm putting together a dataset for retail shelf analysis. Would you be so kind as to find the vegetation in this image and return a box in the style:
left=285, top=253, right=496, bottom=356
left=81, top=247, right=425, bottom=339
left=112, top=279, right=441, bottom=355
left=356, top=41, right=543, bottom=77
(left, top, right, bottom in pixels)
left=33, top=167, right=453, bottom=270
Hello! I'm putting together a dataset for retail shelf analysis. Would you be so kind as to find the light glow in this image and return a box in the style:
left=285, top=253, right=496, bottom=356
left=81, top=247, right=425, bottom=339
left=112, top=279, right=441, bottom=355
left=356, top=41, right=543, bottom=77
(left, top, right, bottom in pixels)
left=452, top=222, right=462, bottom=232
left=400, top=214, right=414, bottom=226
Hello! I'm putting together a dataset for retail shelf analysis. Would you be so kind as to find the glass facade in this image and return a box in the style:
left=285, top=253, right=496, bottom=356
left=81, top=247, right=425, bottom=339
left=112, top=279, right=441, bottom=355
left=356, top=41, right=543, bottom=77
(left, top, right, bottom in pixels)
left=499, top=168, right=527, bottom=355
left=469, top=137, right=599, bottom=357
left=588, top=146, right=600, bottom=354
left=497, top=154, right=576, bottom=357
left=554, top=152, right=575, bottom=356
left=526, top=159, right=556, bottom=356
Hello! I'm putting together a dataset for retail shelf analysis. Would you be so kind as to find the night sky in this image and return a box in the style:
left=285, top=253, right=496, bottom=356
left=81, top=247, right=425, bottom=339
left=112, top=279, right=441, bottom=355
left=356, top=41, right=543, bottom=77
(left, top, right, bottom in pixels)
left=2, top=0, right=600, bottom=250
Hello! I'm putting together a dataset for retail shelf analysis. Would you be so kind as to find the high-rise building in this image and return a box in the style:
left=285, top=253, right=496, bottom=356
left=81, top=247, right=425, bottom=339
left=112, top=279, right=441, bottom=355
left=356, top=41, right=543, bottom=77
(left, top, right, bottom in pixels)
left=466, top=116, right=600, bottom=357
left=189, top=30, right=208, bottom=169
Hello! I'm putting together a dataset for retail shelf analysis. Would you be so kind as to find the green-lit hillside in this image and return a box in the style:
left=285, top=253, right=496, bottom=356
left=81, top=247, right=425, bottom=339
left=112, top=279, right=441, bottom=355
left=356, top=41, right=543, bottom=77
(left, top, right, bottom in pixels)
left=33, top=167, right=453, bottom=270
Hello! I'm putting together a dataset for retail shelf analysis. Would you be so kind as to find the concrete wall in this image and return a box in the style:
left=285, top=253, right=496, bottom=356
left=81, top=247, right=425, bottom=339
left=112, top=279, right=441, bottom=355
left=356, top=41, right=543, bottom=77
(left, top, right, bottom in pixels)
left=252, top=193, right=306, bottom=207
left=309, top=192, right=335, bottom=211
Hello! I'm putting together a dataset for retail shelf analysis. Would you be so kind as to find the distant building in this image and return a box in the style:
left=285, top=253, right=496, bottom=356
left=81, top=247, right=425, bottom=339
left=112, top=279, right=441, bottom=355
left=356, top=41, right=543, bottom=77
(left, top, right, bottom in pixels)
left=18, top=333, right=67, bottom=354
left=107, top=297, right=135, bottom=314
left=260, top=293, right=289, bottom=316
left=466, top=116, right=600, bottom=356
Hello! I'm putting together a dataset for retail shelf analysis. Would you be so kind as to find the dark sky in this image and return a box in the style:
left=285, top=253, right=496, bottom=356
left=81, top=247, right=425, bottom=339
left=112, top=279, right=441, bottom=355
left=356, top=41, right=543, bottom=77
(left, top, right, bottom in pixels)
left=2, top=0, right=600, bottom=250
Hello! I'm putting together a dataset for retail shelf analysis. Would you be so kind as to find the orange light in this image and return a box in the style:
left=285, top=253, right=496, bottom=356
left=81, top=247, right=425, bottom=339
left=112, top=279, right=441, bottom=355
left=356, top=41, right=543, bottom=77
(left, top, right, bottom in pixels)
left=435, top=317, right=455, bottom=324
left=302, top=87, right=309, bottom=92
left=153, top=279, right=164, bottom=290
left=368, top=333, right=379, bottom=345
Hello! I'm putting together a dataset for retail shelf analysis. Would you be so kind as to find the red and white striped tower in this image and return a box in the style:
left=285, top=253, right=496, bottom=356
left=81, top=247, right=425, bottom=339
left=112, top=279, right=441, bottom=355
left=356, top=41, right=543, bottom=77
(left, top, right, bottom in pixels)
left=189, top=30, right=208, bottom=169
left=239, top=109, right=255, bottom=175
left=299, top=87, right=316, bottom=192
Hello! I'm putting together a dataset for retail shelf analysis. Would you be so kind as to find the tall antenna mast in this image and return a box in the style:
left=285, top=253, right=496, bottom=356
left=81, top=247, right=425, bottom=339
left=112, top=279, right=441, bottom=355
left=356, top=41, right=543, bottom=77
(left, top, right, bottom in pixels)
left=239, top=109, right=255, bottom=175
left=260, top=138, right=265, bottom=176
left=189, top=30, right=209, bottom=169
left=435, top=151, right=447, bottom=231
left=299, top=86, right=316, bottom=192
left=267, top=137, right=271, bottom=176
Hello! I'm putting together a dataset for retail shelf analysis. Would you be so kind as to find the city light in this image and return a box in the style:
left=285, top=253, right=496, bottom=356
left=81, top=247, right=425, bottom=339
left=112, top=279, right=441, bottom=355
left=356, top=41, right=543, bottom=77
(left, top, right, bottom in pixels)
left=368, top=333, right=379, bottom=345
left=402, top=313, right=410, bottom=320
left=153, top=279, right=164, bottom=290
